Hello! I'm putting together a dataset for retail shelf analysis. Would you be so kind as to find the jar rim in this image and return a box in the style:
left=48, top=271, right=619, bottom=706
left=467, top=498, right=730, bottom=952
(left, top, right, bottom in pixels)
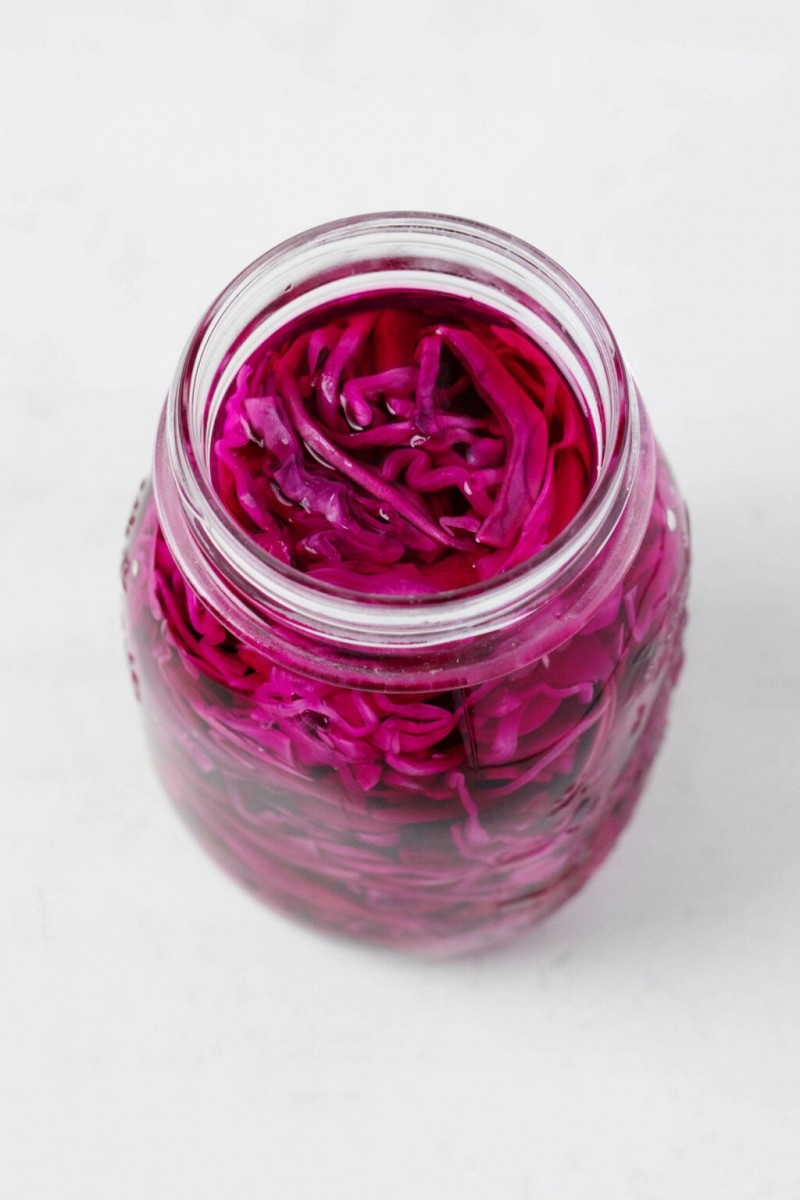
left=157, top=211, right=642, bottom=650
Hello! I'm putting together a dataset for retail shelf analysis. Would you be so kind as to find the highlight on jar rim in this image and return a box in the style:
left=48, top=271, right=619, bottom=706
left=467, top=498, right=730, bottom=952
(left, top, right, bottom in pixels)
left=122, top=212, right=690, bottom=954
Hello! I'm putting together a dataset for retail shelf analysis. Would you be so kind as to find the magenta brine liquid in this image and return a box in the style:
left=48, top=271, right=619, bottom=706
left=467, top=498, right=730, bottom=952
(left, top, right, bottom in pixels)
left=123, top=273, right=689, bottom=955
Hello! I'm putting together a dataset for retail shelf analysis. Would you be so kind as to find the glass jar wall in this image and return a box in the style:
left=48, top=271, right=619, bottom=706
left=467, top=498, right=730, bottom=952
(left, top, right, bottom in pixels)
left=122, top=214, right=690, bottom=954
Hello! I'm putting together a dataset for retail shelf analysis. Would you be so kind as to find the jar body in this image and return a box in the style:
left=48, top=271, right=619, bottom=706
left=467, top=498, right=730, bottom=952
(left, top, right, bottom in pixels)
left=123, top=408, right=689, bottom=953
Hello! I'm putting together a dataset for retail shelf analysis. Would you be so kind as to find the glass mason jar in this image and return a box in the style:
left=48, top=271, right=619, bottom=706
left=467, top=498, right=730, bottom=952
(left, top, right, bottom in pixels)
left=122, top=213, right=690, bottom=955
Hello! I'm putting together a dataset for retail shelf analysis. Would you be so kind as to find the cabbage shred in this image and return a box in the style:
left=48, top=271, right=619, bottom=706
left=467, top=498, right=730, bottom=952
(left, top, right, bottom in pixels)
left=211, top=294, right=594, bottom=594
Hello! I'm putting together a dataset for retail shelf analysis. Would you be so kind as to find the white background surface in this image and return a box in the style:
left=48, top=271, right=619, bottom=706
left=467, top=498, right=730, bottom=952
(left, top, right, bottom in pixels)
left=2, top=2, right=799, bottom=1196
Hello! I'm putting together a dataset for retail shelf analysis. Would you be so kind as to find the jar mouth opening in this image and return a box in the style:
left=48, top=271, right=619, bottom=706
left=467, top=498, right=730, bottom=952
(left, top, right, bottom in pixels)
left=163, top=212, right=638, bottom=643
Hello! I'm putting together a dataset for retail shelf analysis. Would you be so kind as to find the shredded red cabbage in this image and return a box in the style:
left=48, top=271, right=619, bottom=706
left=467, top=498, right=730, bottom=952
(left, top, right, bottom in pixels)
left=123, top=290, right=690, bottom=953
left=211, top=295, right=594, bottom=594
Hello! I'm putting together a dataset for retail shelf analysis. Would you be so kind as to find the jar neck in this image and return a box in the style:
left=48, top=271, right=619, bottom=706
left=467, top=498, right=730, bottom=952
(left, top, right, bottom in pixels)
left=153, top=213, right=654, bottom=686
